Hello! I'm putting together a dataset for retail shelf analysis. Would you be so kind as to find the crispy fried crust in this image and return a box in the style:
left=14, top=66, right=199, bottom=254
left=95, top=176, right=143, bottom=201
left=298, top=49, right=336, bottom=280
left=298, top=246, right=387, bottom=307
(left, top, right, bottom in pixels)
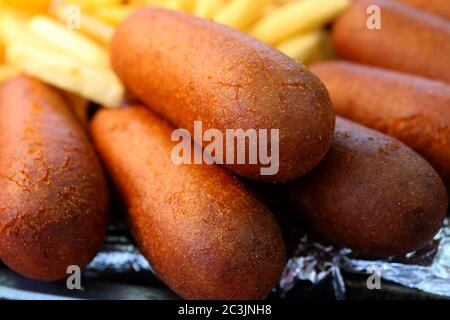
left=310, top=61, right=450, bottom=179
left=332, top=0, right=450, bottom=83
left=0, top=77, right=109, bottom=281
left=90, top=106, right=286, bottom=300
left=392, top=0, right=450, bottom=20
left=111, top=8, right=335, bottom=183
left=285, top=117, right=448, bottom=258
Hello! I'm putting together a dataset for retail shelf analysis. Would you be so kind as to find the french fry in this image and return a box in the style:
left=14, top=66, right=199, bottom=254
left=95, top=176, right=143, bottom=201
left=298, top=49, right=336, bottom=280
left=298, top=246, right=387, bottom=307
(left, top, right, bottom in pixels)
left=135, top=0, right=170, bottom=6
left=0, top=9, right=31, bottom=45
left=0, top=64, right=20, bottom=84
left=251, top=0, right=349, bottom=45
left=27, top=15, right=109, bottom=69
left=51, top=3, right=115, bottom=45
left=90, top=5, right=139, bottom=25
left=277, top=29, right=331, bottom=65
left=263, top=0, right=292, bottom=16
left=195, top=0, right=227, bottom=18
left=214, top=0, right=271, bottom=31
left=1, top=0, right=51, bottom=12
left=0, top=24, right=3, bottom=62
left=76, top=14, right=115, bottom=46
left=161, top=0, right=196, bottom=12
left=60, top=0, right=123, bottom=11
left=6, top=39, right=124, bottom=107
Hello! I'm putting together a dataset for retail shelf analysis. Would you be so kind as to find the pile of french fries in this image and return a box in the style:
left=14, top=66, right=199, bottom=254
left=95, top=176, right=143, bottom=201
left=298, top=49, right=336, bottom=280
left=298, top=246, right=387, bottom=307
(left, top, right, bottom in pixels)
left=0, top=0, right=349, bottom=108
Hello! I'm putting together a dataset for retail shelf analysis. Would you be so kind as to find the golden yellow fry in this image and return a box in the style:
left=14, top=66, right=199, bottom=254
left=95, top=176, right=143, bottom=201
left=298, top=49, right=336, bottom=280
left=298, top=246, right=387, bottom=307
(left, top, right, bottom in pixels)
left=156, top=0, right=183, bottom=11
left=134, top=0, right=169, bottom=6
left=263, top=0, right=291, bottom=15
left=214, top=0, right=271, bottom=31
left=0, top=64, right=20, bottom=84
left=51, top=3, right=115, bottom=45
left=0, top=16, right=3, bottom=62
left=90, top=5, right=139, bottom=25
left=6, top=39, right=124, bottom=107
left=277, top=29, right=331, bottom=65
left=161, top=0, right=196, bottom=12
left=195, top=0, right=227, bottom=18
left=0, top=9, right=31, bottom=45
left=61, top=0, right=123, bottom=11
left=126, top=0, right=193, bottom=14
left=251, top=0, right=349, bottom=45
left=1, top=0, right=51, bottom=12
left=77, top=14, right=115, bottom=46
left=27, top=15, right=109, bottom=69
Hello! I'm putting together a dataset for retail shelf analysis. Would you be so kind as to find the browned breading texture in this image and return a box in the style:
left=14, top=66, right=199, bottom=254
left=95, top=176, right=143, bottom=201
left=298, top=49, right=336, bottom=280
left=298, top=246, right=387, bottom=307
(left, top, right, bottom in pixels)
left=111, top=8, right=335, bottom=183
left=90, top=106, right=286, bottom=300
left=332, top=0, right=450, bottom=83
left=391, top=0, right=450, bottom=20
left=285, top=117, right=448, bottom=258
left=311, top=61, right=450, bottom=179
left=0, top=77, right=109, bottom=281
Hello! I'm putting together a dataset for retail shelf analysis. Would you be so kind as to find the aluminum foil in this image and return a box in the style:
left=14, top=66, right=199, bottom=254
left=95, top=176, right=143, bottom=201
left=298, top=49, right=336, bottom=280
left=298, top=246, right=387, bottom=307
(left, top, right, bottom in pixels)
left=280, top=219, right=450, bottom=298
left=2, top=218, right=448, bottom=299
left=85, top=235, right=152, bottom=275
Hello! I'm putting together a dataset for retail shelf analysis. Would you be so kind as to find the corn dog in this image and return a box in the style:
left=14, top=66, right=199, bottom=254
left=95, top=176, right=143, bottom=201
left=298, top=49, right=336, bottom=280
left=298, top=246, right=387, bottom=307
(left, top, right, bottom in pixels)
left=332, top=0, right=450, bottom=83
left=90, top=105, right=286, bottom=300
left=310, top=61, right=450, bottom=179
left=111, top=8, right=335, bottom=183
left=285, top=117, right=448, bottom=258
left=0, top=77, right=108, bottom=281
left=391, top=0, right=450, bottom=20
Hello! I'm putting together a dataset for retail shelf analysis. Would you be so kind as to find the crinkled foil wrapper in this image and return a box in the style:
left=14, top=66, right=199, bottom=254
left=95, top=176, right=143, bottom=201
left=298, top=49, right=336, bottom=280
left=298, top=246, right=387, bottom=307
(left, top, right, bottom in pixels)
left=83, top=219, right=450, bottom=299
left=5, top=214, right=446, bottom=299
left=86, top=235, right=152, bottom=274
left=279, top=219, right=450, bottom=299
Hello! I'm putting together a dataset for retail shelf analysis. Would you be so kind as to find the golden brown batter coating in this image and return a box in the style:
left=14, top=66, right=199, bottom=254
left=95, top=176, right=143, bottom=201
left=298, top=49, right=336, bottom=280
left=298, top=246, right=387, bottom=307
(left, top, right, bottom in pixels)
left=0, top=77, right=109, bottom=281
left=332, top=0, right=450, bottom=83
left=90, top=106, right=286, bottom=300
left=111, top=8, right=335, bottom=183
left=285, top=117, right=448, bottom=258
left=310, top=61, right=450, bottom=179
left=391, top=0, right=450, bottom=20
